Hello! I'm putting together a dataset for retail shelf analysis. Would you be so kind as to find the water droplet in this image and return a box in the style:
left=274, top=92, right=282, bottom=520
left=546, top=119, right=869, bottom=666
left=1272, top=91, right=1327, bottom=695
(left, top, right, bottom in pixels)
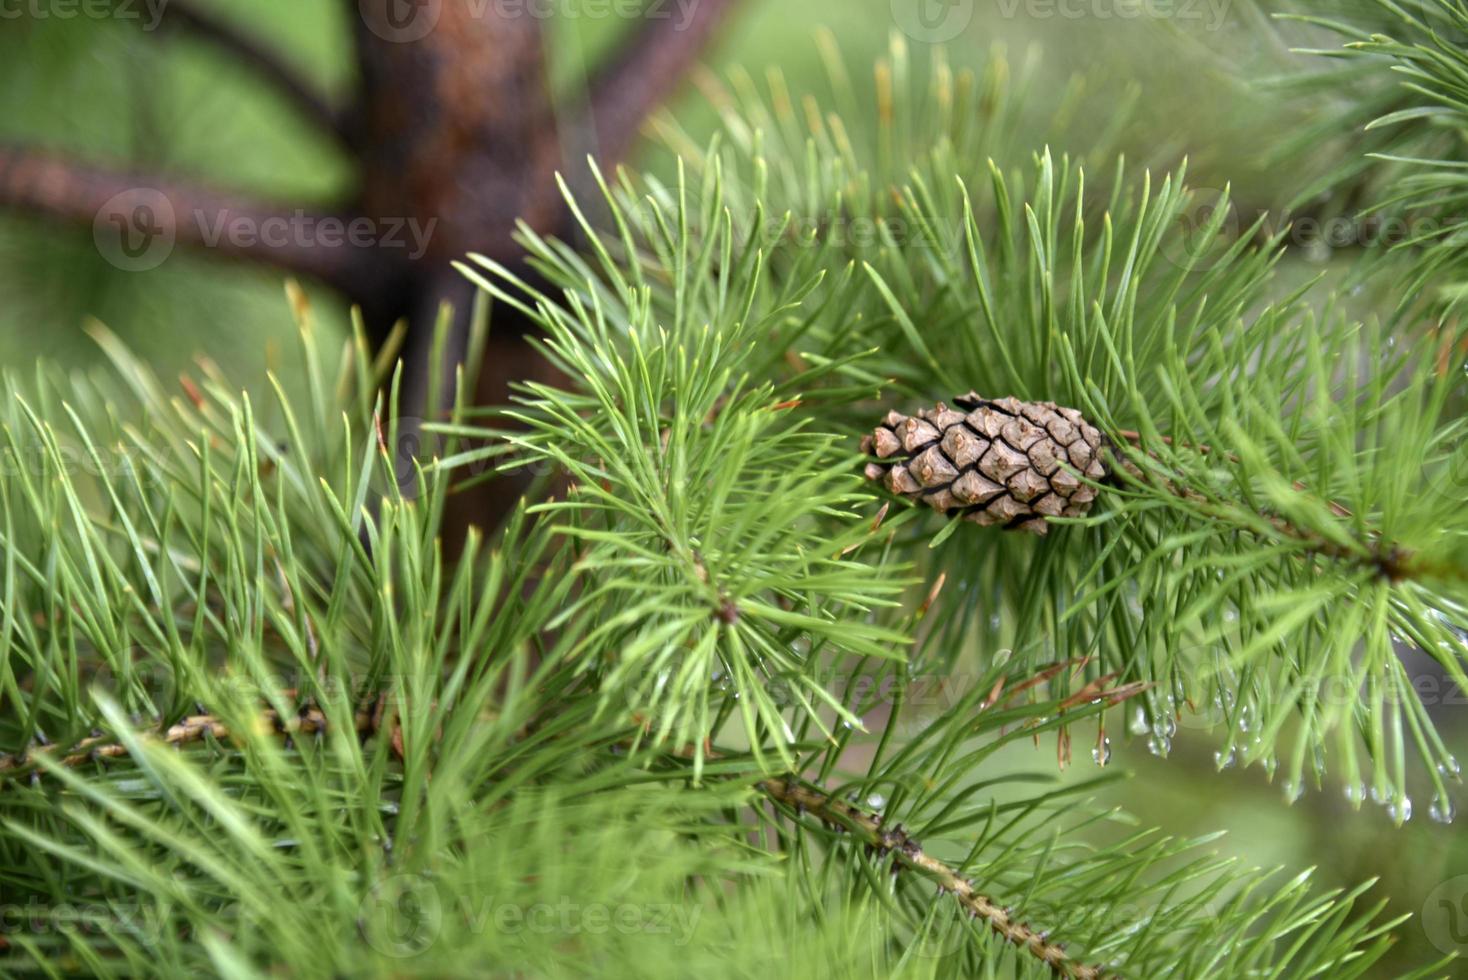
left=1147, top=734, right=1171, bottom=757
left=1093, top=738, right=1112, bottom=767
left=1344, top=783, right=1366, bottom=806
left=1429, top=797, right=1456, bottom=825
left=1282, top=780, right=1303, bottom=804
left=1388, top=797, right=1413, bottom=824
left=1129, top=708, right=1149, bottom=736
left=1370, top=784, right=1388, bottom=805
left=1438, top=757, right=1462, bottom=780
left=867, top=793, right=887, bottom=809
left=1262, top=755, right=1278, bottom=778
left=988, top=614, right=1002, bottom=630
left=1214, top=748, right=1236, bottom=770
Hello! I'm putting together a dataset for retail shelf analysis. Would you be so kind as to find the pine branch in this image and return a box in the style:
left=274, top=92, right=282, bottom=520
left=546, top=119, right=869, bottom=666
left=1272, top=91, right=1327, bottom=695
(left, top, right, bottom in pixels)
left=581, top=0, right=743, bottom=167
left=122, top=0, right=351, bottom=146
left=0, top=301, right=1432, bottom=976
left=0, top=699, right=386, bottom=781
left=1106, top=434, right=1450, bottom=584
left=0, top=144, right=376, bottom=297
left=761, top=776, right=1107, bottom=979
left=0, top=696, right=1108, bottom=979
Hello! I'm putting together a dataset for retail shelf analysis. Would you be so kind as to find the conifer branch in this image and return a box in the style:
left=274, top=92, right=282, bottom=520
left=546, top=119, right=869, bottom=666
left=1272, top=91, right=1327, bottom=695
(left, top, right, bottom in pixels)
left=0, top=700, right=383, bottom=781
left=0, top=144, right=375, bottom=296
left=760, top=777, right=1108, bottom=980
left=1108, top=435, right=1460, bottom=585
left=0, top=700, right=1109, bottom=978
left=582, top=0, right=743, bottom=167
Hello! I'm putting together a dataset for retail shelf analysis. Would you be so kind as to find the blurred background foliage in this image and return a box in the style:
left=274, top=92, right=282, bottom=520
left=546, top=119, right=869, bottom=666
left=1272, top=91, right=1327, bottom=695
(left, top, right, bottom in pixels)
left=0, top=1, right=1460, bottom=974
left=0, top=0, right=1296, bottom=380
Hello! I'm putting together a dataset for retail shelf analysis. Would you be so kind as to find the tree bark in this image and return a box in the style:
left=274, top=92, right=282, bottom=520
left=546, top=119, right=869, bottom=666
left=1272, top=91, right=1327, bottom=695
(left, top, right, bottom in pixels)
left=0, top=0, right=746, bottom=538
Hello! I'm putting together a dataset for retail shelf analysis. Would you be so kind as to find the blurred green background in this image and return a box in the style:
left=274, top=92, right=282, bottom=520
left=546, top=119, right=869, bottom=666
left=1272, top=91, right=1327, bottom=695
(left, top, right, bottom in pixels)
left=0, top=1, right=1461, bottom=973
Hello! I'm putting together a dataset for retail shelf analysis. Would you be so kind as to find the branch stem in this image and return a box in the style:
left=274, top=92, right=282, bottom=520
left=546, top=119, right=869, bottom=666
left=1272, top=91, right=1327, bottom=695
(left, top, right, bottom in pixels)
left=141, top=0, right=350, bottom=145
left=1109, top=432, right=1452, bottom=583
left=0, top=144, right=376, bottom=297
left=580, top=0, right=743, bottom=167
left=0, top=700, right=1111, bottom=979
left=0, top=701, right=376, bottom=778
left=759, top=777, right=1108, bottom=980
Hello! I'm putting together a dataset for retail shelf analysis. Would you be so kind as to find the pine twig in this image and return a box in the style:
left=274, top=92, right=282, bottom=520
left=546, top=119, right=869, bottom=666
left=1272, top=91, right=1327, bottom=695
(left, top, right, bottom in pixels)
left=0, top=676, right=1130, bottom=979
left=1110, top=431, right=1456, bottom=584
left=759, top=777, right=1109, bottom=980
left=0, top=144, right=375, bottom=296
left=580, top=0, right=743, bottom=168
left=0, top=699, right=383, bottom=780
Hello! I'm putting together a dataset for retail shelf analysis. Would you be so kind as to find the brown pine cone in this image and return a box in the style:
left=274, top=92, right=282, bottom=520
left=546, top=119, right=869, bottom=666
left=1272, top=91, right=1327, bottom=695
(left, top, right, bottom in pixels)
left=860, top=393, right=1111, bottom=535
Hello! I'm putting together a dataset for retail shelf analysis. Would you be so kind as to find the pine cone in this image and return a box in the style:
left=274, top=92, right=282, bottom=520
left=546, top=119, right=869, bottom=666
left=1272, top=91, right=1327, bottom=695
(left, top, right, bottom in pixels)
left=860, top=393, right=1110, bottom=535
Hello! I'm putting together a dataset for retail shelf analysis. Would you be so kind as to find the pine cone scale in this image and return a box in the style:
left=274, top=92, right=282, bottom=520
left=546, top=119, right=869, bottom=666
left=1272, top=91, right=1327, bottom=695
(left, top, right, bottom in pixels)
left=861, top=393, right=1111, bottom=535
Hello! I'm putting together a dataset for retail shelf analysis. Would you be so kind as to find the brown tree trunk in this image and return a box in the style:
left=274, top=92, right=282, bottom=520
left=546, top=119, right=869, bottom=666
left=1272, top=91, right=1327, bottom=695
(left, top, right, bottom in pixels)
left=0, top=0, right=744, bottom=540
